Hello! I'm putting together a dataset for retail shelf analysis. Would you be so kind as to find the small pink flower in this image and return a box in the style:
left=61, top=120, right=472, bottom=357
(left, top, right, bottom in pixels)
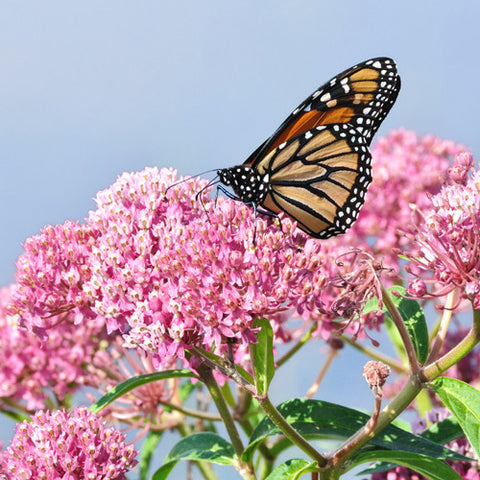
left=0, top=408, right=137, bottom=479
left=407, top=279, right=427, bottom=297
left=448, top=152, right=474, bottom=186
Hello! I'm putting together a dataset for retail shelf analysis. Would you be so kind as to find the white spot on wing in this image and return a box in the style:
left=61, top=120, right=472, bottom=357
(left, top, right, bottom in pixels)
left=320, top=92, right=331, bottom=102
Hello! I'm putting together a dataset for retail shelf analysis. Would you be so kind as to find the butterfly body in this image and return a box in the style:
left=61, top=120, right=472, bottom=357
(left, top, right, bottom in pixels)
left=218, top=57, right=400, bottom=239
left=217, top=166, right=269, bottom=204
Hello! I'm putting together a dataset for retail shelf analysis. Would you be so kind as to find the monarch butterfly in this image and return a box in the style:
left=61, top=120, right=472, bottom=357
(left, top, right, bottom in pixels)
left=217, top=57, right=400, bottom=239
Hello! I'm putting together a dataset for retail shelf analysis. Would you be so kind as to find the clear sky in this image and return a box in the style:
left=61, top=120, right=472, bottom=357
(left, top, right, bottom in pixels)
left=1, top=2, right=479, bottom=478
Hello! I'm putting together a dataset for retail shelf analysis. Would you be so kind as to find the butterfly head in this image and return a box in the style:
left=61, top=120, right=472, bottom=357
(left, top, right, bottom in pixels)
left=217, top=166, right=269, bottom=204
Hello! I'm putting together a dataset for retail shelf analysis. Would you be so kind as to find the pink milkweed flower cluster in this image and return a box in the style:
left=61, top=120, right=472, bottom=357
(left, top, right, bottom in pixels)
left=0, top=285, right=107, bottom=411
left=347, top=129, right=467, bottom=273
left=0, top=407, right=137, bottom=479
left=85, top=167, right=359, bottom=367
left=9, top=221, right=100, bottom=334
left=405, top=152, right=480, bottom=309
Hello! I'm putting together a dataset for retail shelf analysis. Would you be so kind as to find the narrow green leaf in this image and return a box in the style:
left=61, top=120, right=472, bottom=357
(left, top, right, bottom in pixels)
left=351, top=450, right=463, bottom=480
left=89, top=370, right=195, bottom=413
left=364, top=286, right=428, bottom=363
left=250, top=317, right=275, bottom=394
left=221, top=380, right=236, bottom=407
left=390, top=287, right=428, bottom=364
left=265, top=459, right=317, bottom=479
left=430, top=377, right=480, bottom=459
left=139, top=431, right=163, bottom=480
left=243, top=398, right=465, bottom=462
left=1, top=410, right=31, bottom=423
left=245, top=397, right=264, bottom=430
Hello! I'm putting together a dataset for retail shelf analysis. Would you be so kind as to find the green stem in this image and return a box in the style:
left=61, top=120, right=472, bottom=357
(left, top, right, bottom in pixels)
left=320, top=468, right=342, bottom=479
left=256, top=394, right=327, bottom=467
left=196, top=364, right=256, bottom=480
left=426, top=289, right=456, bottom=364
left=423, top=306, right=480, bottom=380
left=381, top=284, right=419, bottom=374
left=161, top=401, right=222, bottom=421
left=0, top=398, right=31, bottom=415
left=330, top=376, right=423, bottom=466
left=375, top=376, right=422, bottom=431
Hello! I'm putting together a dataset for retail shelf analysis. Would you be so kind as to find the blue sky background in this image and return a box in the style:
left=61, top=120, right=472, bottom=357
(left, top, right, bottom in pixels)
left=1, top=2, right=480, bottom=478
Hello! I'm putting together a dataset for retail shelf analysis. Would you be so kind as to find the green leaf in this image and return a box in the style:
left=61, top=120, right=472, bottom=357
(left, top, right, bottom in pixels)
left=164, top=432, right=235, bottom=463
left=364, top=286, right=429, bottom=364
left=152, top=461, right=177, bottom=480
left=352, top=450, right=463, bottom=480
left=361, top=416, right=466, bottom=476
left=139, top=430, right=163, bottom=480
left=421, top=415, right=464, bottom=445
left=250, top=317, right=275, bottom=394
left=243, top=398, right=465, bottom=462
left=430, top=377, right=480, bottom=459
left=89, top=369, right=196, bottom=413
left=151, top=432, right=235, bottom=479
left=265, top=459, right=317, bottom=479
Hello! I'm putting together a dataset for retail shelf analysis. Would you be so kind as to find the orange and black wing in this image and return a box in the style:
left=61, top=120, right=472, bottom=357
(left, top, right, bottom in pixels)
left=254, top=123, right=371, bottom=239
left=245, top=57, right=400, bottom=167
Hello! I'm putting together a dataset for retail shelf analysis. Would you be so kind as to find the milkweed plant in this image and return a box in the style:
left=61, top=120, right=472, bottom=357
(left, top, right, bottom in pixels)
left=1, top=129, right=480, bottom=480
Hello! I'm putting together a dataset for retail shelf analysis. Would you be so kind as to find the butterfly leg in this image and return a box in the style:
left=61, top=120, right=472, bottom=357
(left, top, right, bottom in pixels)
left=217, top=185, right=239, bottom=203
left=248, top=203, right=286, bottom=244
left=217, top=186, right=284, bottom=243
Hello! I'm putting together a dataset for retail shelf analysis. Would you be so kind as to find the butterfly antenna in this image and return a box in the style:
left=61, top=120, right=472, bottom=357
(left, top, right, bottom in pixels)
left=194, top=175, right=220, bottom=202
left=164, top=168, right=218, bottom=196
left=195, top=176, right=220, bottom=217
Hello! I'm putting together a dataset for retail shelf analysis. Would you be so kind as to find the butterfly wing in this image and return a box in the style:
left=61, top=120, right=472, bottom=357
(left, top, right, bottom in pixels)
left=245, top=57, right=400, bottom=167
left=254, top=123, right=371, bottom=238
